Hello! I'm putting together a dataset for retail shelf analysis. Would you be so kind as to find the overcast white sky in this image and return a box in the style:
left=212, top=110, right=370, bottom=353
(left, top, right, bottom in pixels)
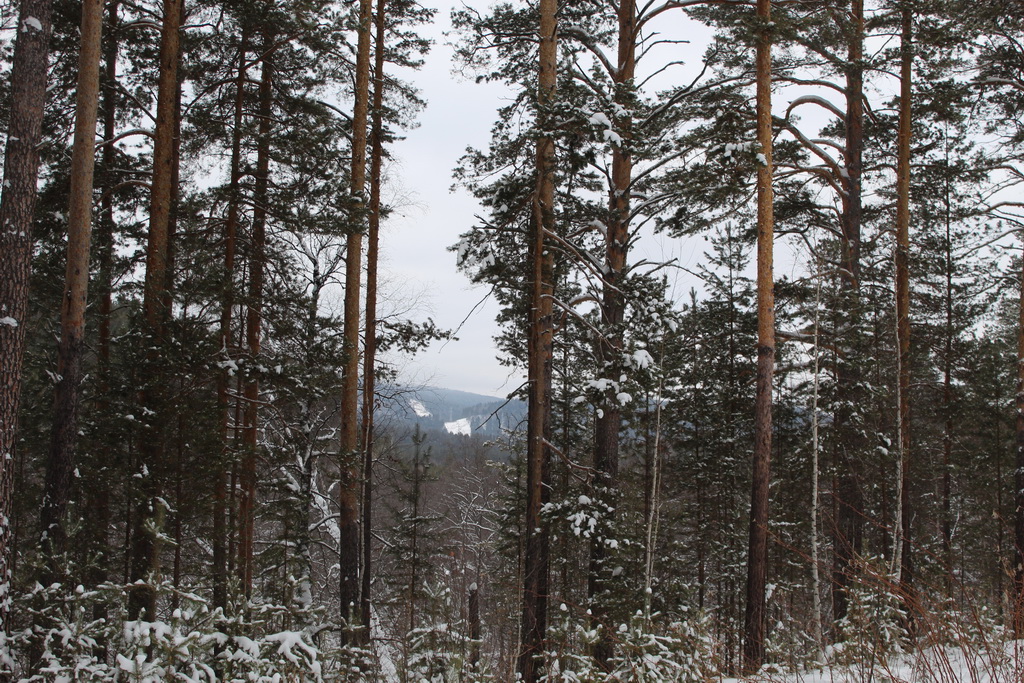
left=377, top=1, right=716, bottom=398
left=378, top=2, right=516, bottom=398
left=375, top=2, right=809, bottom=398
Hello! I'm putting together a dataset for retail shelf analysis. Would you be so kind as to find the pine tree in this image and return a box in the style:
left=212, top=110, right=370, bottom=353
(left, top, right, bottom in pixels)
left=742, top=0, right=775, bottom=670
left=130, top=0, right=184, bottom=621
left=520, top=0, right=557, bottom=678
left=892, top=0, right=914, bottom=627
left=38, top=0, right=103, bottom=581
left=338, top=0, right=373, bottom=633
left=0, top=0, right=54, bottom=636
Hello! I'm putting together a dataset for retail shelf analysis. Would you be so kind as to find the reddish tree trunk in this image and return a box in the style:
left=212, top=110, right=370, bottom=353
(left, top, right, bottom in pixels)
left=130, top=0, right=183, bottom=621
left=831, top=0, right=866, bottom=625
left=519, top=0, right=556, bottom=679
left=39, top=0, right=104, bottom=578
left=742, top=0, right=775, bottom=671
left=214, top=25, right=249, bottom=611
left=359, top=0, right=387, bottom=638
left=894, top=0, right=915, bottom=629
left=339, top=0, right=373, bottom=632
left=237, top=33, right=273, bottom=598
left=0, top=0, right=54, bottom=634
left=1016, top=219, right=1024, bottom=636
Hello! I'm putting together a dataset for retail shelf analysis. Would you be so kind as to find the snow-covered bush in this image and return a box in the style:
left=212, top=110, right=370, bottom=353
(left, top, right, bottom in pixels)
left=830, top=559, right=908, bottom=672
left=543, top=607, right=716, bottom=683
left=606, top=610, right=716, bottom=682
left=16, top=582, right=120, bottom=681
left=543, top=603, right=601, bottom=683
left=403, top=582, right=472, bottom=683
left=5, top=580, right=348, bottom=682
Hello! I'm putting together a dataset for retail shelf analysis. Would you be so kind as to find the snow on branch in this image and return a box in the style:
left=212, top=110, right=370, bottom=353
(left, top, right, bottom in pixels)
left=560, top=25, right=616, bottom=78
left=786, top=94, right=846, bottom=122
left=778, top=121, right=847, bottom=190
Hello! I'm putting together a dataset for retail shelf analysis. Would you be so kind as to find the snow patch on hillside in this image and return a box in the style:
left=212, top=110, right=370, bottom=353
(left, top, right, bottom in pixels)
left=444, top=417, right=472, bottom=435
left=409, top=398, right=431, bottom=418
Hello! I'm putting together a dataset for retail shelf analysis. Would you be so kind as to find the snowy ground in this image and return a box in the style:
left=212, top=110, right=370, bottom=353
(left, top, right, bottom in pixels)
left=724, top=641, right=1024, bottom=682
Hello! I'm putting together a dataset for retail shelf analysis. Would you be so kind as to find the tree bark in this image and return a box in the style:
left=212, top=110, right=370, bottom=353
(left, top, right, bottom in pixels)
left=942, top=158, right=954, bottom=597
left=589, top=0, right=635, bottom=669
left=469, top=581, right=481, bottom=671
left=1015, top=219, right=1024, bottom=637
left=237, top=29, right=273, bottom=600
left=893, top=0, right=914, bottom=630
left=742, top=0, right=774, bottom=672
left=359, top=0, right=387, bottom=639
left=130, top=0, right=183, bottom=621
left=519, top=0, right=556, bottom=679
left=339, top=0, right=373, bottom=632
left=39, top=0, right=104, bottom=580
left=0, top=0, right=54, bottom=634
left=831, top=0, right=866, bottom=626
left=96, top=0, right=119, bottom=407
left=90, top=3, right=120, bottom=623
left=214, top=24, right=249, bottom=612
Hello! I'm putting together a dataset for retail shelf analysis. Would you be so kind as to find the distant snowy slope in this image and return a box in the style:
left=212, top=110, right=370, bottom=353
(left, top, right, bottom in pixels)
left=409, top=398, right=431, bottom=418
left=376, top=385, right=526, bottom=439
left=444, top=417, right=472, bottom=435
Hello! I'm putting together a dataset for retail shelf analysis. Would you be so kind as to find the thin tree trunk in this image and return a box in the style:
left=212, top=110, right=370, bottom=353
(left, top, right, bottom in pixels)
left=39, top=0, right=104, bottom=578
left=339, top=0, right=373, bottom=632
left=359, top=0, right=387, bottom=640
left=942, top=162, right=954, bottom=597
left=519, top=0, right=556, bottom=678
left=893, top=0, right=914, bottom=630
left=742, top=0, right=774, bottom=669
left=997, top=419, right=1004, bottom=615
left=1015, top=229, right=1024, bottom=637
left=96, top=0, right=119, bottom=408
left=90, top=4, right=119, bottom=626
left=643, top=381, right=664, bottom=617
left=130, top=0, right=183, bottom=621
left=408, top=433, right=423, bottom=639
left=172, top=416, right=184, bottom=610
left=810, top=264, right=825, bottom=650
left=214, top=25, right=249, bottom=612
left=291, top=257, right=324, bottom=628
left=469, top=581, right=481, bottom=671
left=237, top=33, right=273, bottom=598
left=0, top=0, right=54, bottom=635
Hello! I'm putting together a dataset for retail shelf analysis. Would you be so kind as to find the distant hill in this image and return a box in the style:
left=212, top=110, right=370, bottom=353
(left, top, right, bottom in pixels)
left=376, top=386, right=526, bottom=439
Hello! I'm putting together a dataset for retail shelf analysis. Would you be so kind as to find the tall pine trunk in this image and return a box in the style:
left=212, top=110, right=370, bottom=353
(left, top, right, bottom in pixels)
left=39, top=0, right=104, bottom=579
left=359, top=0, right=387, bottom=638
left=237, top=30, right=273, bottom=599
left=893, top=0, right=914, bottom=629
left=339, top=0, right=373, bottom=632
left=941, top=157, right=954, bottom=596
left=1015, top=227, right=1024, bottom=636
left=589, top=0, right=634, bottom=668
left=831, top=0, right=866, bottom=626
left=130, top=0, right=183, bottom=620
left=90, top=0, right=120, bottom=616
left=0, top=0, right=54, bottom=635
left=742, top=0, right=775, bottom=670
left=519, top=0, right=556, bottom=678
left=214, top=25, right=249, bottom=611
left=96, top=0, right=119, bottom=411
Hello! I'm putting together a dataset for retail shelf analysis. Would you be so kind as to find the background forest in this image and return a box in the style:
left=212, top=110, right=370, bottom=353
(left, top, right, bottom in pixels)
left=0, top=0, right=1023, bottom=680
